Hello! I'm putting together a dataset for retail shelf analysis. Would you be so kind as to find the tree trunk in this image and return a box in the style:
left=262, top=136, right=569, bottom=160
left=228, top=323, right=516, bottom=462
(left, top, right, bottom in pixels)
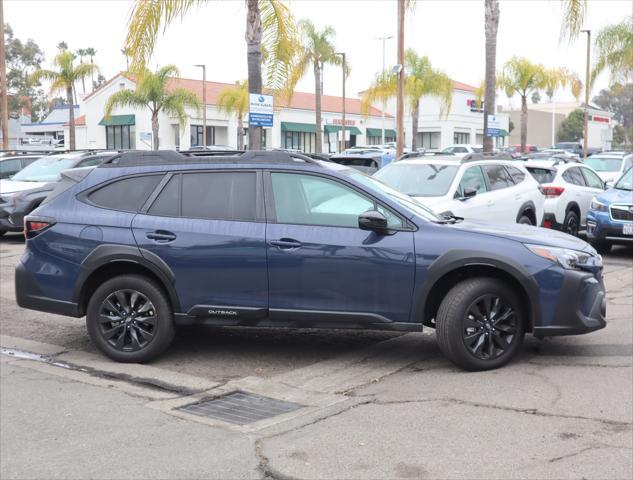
left=520, top=94, right=528, bottom=153
left=483, top=0, right=499, bottom=153
left=396, top=0, right=405, bottom=159
left=67, top=85, right=75, bottom=150
left=246, top=0, right=262, bottom=150
left=152, top=111, right=159, bottom=150
left=314, top=61, right=323, bottom=154
left=411, top=100, right=419, bottom=151
left=0, top=2, right=8, bottom=150
left=237, top=114, right=244, bottom=150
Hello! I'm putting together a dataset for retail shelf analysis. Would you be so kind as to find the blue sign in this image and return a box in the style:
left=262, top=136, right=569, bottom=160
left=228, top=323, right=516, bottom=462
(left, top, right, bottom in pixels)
left=486, top=128, right=502, bottom=137
left=249, top=112, right=273, bottom=127
left=249, top=93, right=274, bottom=127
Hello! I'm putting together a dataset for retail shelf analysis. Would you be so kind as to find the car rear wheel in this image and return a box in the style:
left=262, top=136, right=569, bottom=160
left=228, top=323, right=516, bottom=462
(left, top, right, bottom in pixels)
left=518, top=215, right=533, bottom=225
left=563, top=210, right=580, bottom=237
left=86, top=275, right=174, bottom=363
left=436, top=278, right=525, bottom=371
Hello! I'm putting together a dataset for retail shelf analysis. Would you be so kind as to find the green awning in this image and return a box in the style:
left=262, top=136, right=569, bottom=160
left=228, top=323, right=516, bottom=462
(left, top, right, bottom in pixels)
left=99, top=114, right=136, bottom=126
left=366, top=128, right=396, bottom=137
left=324, top=125, right=362, bottom=135
left=498, top=129, right=509, bottom=137
left=281, top=122, right=316, bottom=133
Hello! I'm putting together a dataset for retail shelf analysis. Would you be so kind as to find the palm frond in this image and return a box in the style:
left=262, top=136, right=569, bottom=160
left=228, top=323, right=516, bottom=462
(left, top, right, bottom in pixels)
left=162, top=88, right=202, bottom=126
left=592, top=16, right=633, bottom=84
left=124, top=0, right=204, bottom=68
left=217, top=80, right=249, bottom=118
left=73, top=63, right=100, bottom=82
left=104, top=89, right=148, bottom=118
left=361, top=70, right=397, bottom=116
left=261, top=0, right=299, bottom=92
left=560, top=0, right=587, bottom=42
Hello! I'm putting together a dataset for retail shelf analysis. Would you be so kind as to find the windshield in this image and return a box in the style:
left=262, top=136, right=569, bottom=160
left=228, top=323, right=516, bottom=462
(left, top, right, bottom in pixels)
left=614, top=168, right=633, bottom=191
left=584, top=156, right=622, bottom=172
left=11, top=156, right=76, bottom=182
left=373, top=163, right=459, bottom=197
left=345, top=170, right=441, bottom=222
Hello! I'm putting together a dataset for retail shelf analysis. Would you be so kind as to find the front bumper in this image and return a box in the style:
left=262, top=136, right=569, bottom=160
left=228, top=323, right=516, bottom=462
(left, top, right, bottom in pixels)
left=533, top=268, right=606, bottom=336
left=586, top=210, right=633, bottom=243
left=0, top=198, right=36, bottom=232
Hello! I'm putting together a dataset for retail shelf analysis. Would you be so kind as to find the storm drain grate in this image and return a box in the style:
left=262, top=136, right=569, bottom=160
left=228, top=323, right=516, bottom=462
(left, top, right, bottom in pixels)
left=178, top=391, right=304, bottom=425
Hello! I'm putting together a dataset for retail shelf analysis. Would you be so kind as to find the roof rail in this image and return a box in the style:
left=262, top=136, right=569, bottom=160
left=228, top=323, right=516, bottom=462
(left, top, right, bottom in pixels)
left=0, top=150, right=57, bottom=156
left=461, top=152, right=514, bottom=163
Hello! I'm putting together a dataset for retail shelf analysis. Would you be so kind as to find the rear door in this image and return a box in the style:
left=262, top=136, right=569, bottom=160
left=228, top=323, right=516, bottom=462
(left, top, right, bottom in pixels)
left=132, top=170, right=268, bottom=316
left=561, top=166, right=589, bottom=221
left=481, top=164, right=518, bottom=223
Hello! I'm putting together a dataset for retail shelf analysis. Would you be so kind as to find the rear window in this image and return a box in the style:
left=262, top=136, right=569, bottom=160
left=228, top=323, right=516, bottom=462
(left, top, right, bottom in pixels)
left=87, top=175, right=163, bottom=212
left=505, top=166, right=526, bottom=183
left=526, top=167, right=556, bottom=184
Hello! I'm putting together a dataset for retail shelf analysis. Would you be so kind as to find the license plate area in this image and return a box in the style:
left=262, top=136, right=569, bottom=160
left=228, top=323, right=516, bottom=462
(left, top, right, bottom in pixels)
left=623, top=224, right=633, bottom=235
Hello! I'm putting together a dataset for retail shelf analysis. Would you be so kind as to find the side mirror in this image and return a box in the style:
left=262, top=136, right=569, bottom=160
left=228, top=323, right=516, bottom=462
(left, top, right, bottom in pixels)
left=605, top=180, right=613, bottom=189
left=459, top=187, right=477, bottom=201
left=359, top=210, right=388, bottom=232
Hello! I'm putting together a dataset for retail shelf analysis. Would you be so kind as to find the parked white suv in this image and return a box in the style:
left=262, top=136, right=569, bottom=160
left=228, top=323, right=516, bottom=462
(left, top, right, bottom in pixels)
left=584, top=152, right=633, bottom=184
left=524, top=159, right=605, bottom=236
left=374, top=155, right=544, bottom=225
left=440, top=144, right=483, bottom=158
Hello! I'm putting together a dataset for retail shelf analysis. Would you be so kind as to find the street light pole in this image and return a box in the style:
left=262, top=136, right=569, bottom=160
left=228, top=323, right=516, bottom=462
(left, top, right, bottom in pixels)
left=374, top=35, right=393, bottom=145
left=194, top=64, right=207, bottom=147
left=336, top=52, right=346, bottom=153
left=581, top=30, right=591, bottom=159
left=396, top=0, right=405, bottom=159
left=0, top=0, right=9, bottom=150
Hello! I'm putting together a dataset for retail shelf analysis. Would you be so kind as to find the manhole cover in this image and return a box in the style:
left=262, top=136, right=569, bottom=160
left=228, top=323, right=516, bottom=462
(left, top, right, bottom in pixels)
left=178, top=391, right=304, bottom=425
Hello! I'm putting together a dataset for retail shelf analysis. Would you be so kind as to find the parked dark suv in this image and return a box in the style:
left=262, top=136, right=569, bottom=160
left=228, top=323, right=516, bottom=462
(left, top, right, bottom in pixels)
left=15, top=150, right=606, bottom=370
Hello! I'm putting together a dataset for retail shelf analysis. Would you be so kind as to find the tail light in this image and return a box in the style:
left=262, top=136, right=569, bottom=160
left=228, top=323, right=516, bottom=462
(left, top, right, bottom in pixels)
left=24, top=217, right=55, bottom=238
left=539, top=185, right=565, bottom=198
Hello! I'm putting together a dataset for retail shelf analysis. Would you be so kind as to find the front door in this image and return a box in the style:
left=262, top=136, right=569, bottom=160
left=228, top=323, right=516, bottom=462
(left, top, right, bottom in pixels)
left=265, top=171, right=415, bottom=325
left=132, top=170, right=268, bottom=315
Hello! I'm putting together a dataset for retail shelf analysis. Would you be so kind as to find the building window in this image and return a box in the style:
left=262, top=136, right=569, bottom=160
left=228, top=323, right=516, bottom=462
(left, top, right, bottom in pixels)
left=106, top=125, right=135, bottom=149
left=367, top=135, right=396, bottom=145
left=190, top=125, right=215, bottom=146
left=417, top=132, right=440, bottom=149
left=283, top=131, right=317, bottom=153
left=453, top=132, right=470, bottom=144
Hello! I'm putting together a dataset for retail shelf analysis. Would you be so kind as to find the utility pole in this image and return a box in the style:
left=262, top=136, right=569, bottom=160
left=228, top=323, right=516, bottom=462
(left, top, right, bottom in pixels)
left=0, top=0, right=9, bottom=150
left=337, top=52, right=346, bottom=153
left=581, top=30, right=591, bottom=159
left=375, top=35, right=393, bottom=145
left=396, top=0, right=405, bottom=159
left=194, top=64, right=207, bottom=147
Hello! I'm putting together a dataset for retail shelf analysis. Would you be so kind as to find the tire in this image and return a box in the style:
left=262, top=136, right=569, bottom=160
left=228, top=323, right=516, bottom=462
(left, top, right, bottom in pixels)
left=436, top=278, right=525, bottom=371
left=0, top=230, right=5, bottom=237
left=518, top=215, right=533, bottom=225
left=563, top=210, right=580, bottom=237
left=590, top=240, right=612, bottom=254
left=86, top=274, right=175, bottom=363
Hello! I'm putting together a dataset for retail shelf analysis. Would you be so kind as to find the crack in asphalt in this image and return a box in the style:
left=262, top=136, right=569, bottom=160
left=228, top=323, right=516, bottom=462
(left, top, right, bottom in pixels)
left=546, top=444, right=633, bottom=464
left=255, top=439, right=302, bottom=480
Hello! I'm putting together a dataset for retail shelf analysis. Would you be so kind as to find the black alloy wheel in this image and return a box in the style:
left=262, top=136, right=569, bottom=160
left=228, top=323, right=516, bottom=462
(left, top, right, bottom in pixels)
left=99, top=289, right=157, bottom=352
left=462, top=294, right=518, bottom=361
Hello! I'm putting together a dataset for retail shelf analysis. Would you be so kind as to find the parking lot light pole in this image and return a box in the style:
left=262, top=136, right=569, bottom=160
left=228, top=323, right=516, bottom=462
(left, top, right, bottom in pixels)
left=375, top=35, right=393, bottom=145
left=194, top=64, right=207, bottom=147
left=581, top=30, right=590, bottom=159
left=336, top=52, right=346, bottom=153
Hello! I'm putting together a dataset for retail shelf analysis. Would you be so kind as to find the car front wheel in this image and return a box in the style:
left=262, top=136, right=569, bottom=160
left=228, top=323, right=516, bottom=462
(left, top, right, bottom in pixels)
left=436, top=278, right=525, bottom=371
left=563, top=210, right=580, bottom=237
left=86, top=274, right=175, bottom=363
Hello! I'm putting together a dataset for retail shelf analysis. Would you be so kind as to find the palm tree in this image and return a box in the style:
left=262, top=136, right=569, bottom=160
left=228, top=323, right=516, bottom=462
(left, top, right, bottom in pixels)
left=498, top=57, right=547, bottom=152
left=31, top=51, right=98, bottom=149
left=217, top=81, right=249, bottom=150
left=76, top=48, right=88, bottom=93
left=483, top=0, right=500, bottom=153
left=362, top=49, right=452, bottom=152
left=284, top=20, right=341, bottom=153
left=592, top=16, right=633, bottom=85
left=124, top=0, right=297, bottom=151
left=85, top=47, right=97, bottom=89
left=104, top=65, right=201, bottom=151
left=560, top=0, right=587, bottom=40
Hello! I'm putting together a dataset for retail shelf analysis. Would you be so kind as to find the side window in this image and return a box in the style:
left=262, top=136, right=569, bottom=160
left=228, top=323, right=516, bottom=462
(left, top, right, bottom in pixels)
left=562, top=167, right=586, bottom=186
left=181, top=172, right=257, bottom=221
left=581, top=168, right=604, bottom=189
left=482, top=165, right=513, bottom=191
left=77, top=156, right=107, bottom=168
left=0, top=159, right=22, bottom=177
left=87, top=175, right=163, bottom=212
left=458, top=166, right=487, bottom=195
left=270, top=173, right=401, bottom=228
left=624, top=156, right=633, bottom=169
left=505, top=166, right=525, bottom=183
left=148, top=175, right=180, bottom=217
left=454, top=147, right=468, bottom=153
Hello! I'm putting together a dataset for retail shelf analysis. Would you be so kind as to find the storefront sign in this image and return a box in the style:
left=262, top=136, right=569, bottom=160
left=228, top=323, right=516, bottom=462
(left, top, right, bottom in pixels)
left=326, top=118, right=356, bottom=126
left=485, top=115, right=502, bottom=137
left=249, top=94, right=274, bottom=127
left=590, top=115, right=610, bottom=124
left=467, top=99, right=484, bottom=113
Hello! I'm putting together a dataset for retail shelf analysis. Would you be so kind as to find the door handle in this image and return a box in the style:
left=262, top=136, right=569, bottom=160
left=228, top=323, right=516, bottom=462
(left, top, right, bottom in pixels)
left=146, top=230, right=177, bottom=242
left=270, top=238, right=302, bottom=250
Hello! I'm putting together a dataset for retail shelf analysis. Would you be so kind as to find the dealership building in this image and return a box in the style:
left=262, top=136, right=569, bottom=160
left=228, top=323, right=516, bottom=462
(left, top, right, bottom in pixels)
left=64, top=72, right=509, bottom=152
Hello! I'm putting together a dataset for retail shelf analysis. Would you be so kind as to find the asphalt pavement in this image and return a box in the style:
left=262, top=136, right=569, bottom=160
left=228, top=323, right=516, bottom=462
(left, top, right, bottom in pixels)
left=1, top=233, right=631, bottom=479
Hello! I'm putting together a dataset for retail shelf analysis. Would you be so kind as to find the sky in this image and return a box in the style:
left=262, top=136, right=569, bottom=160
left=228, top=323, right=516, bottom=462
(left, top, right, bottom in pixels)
left=4, top=0, right=631, bottom=107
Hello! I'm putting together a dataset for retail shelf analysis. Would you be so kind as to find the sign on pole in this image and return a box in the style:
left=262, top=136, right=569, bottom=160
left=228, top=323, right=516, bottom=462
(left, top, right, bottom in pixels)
left=249, top=93, right=274, bottom=127
left=485, top=115, right=502, bottom=137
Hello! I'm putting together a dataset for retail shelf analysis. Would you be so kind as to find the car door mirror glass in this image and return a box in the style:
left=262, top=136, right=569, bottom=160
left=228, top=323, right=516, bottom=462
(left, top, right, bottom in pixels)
left=460, top=187, right=478, bottom=200
left=358, top=210, right=388, bottom=232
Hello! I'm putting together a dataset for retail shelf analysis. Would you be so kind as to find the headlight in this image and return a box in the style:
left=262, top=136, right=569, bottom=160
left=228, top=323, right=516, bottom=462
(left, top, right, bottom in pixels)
left=590, top=197, right=608, bottom=212
left=525, top=244, right=602, bottom=270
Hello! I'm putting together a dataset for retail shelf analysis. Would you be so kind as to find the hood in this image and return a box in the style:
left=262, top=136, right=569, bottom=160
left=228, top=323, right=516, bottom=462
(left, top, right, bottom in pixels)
left=0, top=179, right=50, bottom=195
left=450, top=219, right=592, bottom=251
left=597, top=187, right=633, bottom=205
left=411, top=196, right=450, bottom=211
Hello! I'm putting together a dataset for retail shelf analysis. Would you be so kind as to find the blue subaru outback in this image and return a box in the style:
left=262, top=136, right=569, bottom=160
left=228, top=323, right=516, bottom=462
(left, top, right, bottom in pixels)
left=15, top=150, right=606, bottom=370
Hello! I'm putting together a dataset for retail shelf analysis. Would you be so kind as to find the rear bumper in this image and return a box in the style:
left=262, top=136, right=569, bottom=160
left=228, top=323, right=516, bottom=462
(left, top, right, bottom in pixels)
left=541, top=213, right=563, bottom=231
left=533, top=268, right=606, bottom=336
left=15, top=261, right=81, bottom=317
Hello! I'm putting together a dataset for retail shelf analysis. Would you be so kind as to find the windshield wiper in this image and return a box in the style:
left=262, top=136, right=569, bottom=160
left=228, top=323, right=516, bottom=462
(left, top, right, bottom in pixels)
left=436, top=213, right=464, bottom=224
